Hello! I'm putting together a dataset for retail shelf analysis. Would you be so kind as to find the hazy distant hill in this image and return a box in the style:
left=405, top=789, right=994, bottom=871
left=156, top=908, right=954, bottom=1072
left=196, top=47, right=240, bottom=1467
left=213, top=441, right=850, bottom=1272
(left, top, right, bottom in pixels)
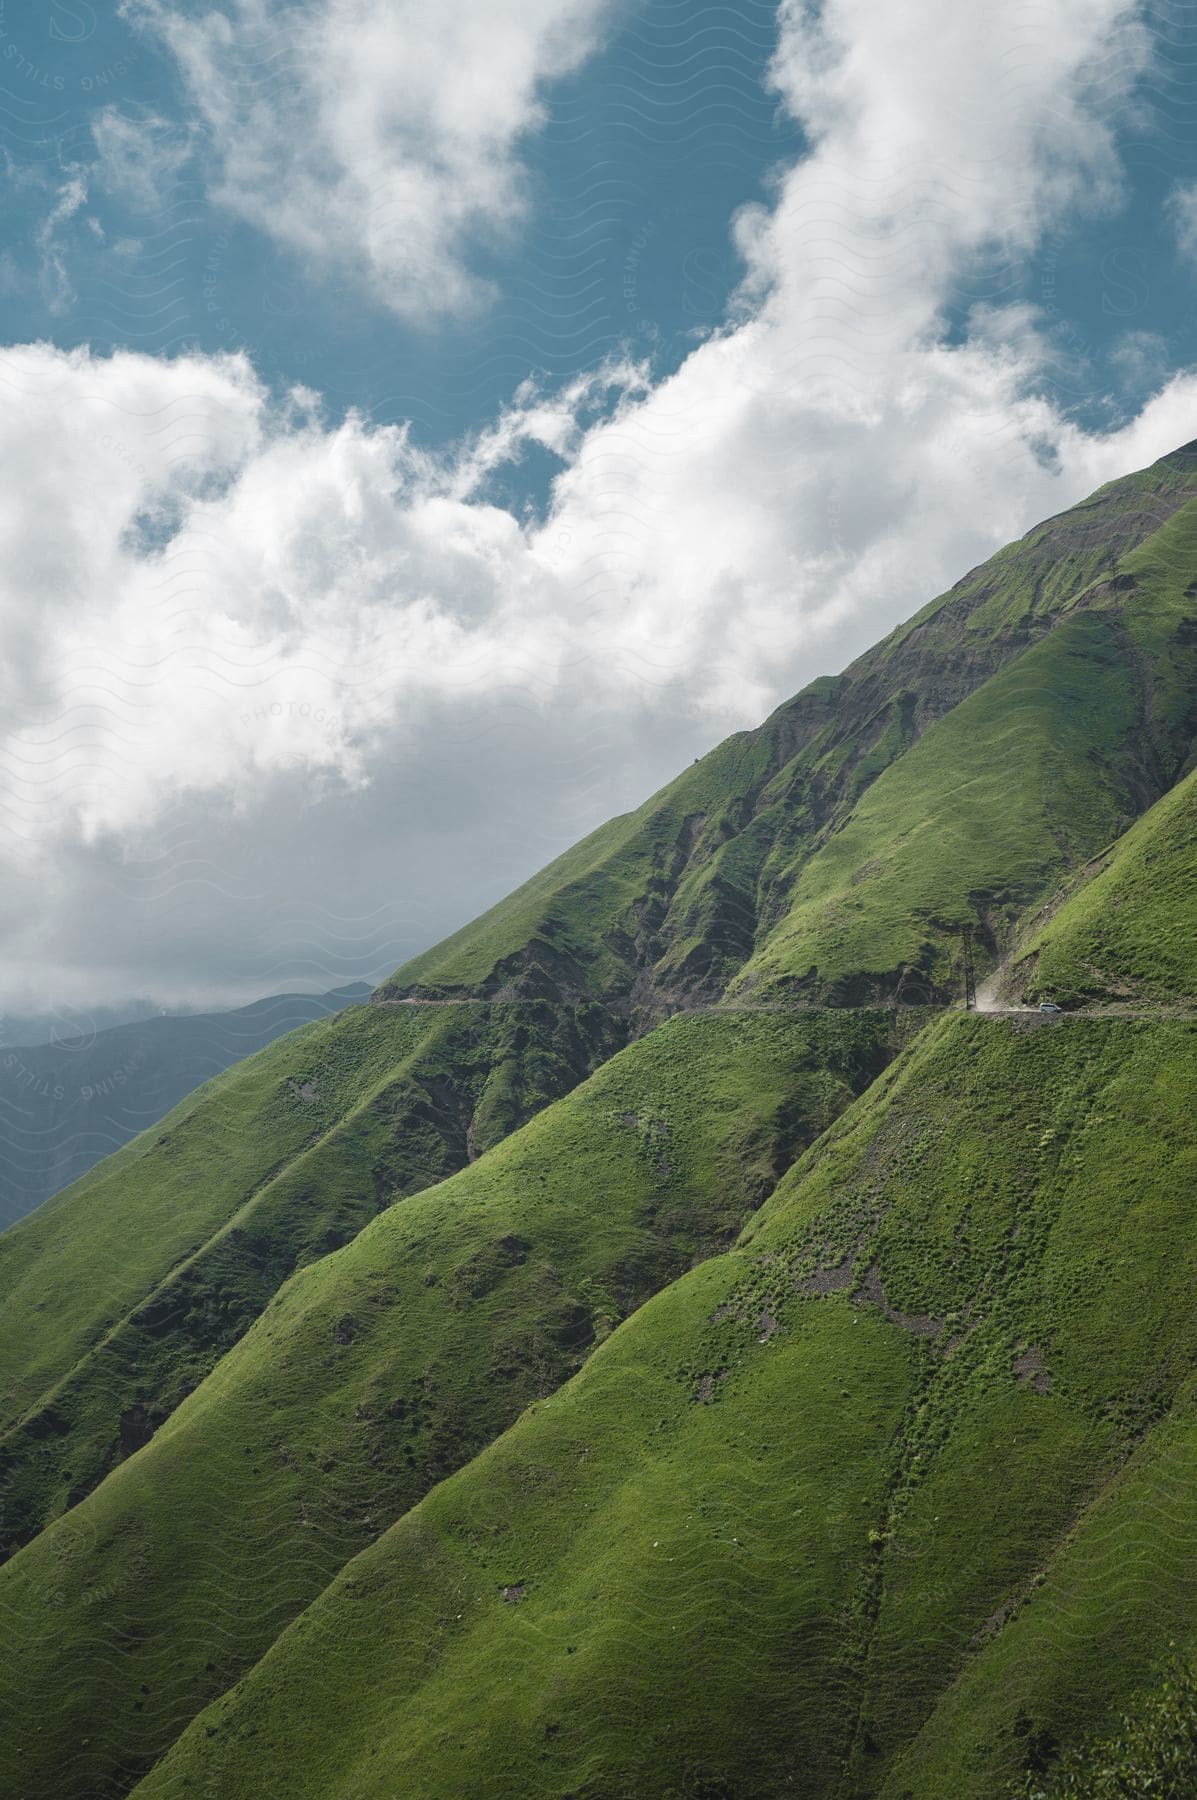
left=0, top=985, right=370, bottom=1230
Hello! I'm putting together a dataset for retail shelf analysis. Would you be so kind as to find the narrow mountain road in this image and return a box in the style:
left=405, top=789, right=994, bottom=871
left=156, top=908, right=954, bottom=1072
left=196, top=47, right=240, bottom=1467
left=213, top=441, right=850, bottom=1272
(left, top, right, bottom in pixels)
left=375, top=993, right=1196, bottom=1021
left=972, top=968, right=1197, bottom=1020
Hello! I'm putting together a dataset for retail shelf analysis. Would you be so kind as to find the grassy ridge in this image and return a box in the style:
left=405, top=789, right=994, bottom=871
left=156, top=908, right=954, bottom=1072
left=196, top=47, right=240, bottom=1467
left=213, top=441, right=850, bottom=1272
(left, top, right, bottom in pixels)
left=0, top=1000, right=624, bottom=1560
left=380, top=449, right=1197, bottom=1015
left=1007, top=766, right=1197, bottom=1006
left=733, top=485, right=1197, bottom=1003
left=380, top=730, right=777, bottom=1007
left=733, top=612, right=1146, bottom=1002
left=0, top=1003, right=429, bottom=1431
left=885, top=1387, right=1197, bottom=1796
left=130, top=1014, right=1197, bottom=1800
left=0, top=1009, right=911, bottom=1800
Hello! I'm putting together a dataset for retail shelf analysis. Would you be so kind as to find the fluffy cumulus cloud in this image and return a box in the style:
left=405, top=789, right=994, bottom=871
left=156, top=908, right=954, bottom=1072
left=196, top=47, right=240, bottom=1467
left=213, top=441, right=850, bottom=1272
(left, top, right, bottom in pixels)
left=528, top=0, right=1168, bottom=719
left=121, top=0, right=622, bottom=318
left=4, top=0, right=1197, bottom=1013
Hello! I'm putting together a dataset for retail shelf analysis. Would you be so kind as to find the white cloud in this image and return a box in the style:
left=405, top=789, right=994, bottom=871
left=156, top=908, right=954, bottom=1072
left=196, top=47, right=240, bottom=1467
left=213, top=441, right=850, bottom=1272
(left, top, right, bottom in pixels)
left=495, top=0, right=1166, bottom=722
left=0, top=0, right=1192, bottom=1010
left=35, top=169, right=89, bottom=313
left=122, top=0, right=622, bottom=319
left=1110, top=328, right=1169, bottom=394
left=1168, top=178, right=1197, bottom=264
left=90, top=108, right=194, bottom=212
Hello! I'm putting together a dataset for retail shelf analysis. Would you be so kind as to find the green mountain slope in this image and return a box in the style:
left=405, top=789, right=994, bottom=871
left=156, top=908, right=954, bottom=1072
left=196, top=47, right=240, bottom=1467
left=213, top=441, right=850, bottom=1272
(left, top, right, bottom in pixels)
left=730, top=476, right=1197, bottom=1001
left=0, top=1002, right=405, bottom=1428
left=1011, top=1660, right=1197, bottom=1797
left=2, top=445, right=1197, bottom=1800
left=731, top=611, right=1144, bottom=1001
left=0, top=1009, right=911, bottom=1799
left=0, top=998, right=623, bottom=1554
left=379, top=444, right=1197, bottom=1015
left=131, top=1011, right=1197, bottom=1800
left=885, top=1380, right=1197, bottom=1796
left=1001, top=763, right=1197, bottom=1008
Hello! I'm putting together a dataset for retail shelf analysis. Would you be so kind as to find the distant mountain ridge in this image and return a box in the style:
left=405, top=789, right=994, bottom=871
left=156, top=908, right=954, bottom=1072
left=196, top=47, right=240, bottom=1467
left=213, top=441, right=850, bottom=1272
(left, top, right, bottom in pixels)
left=0, top=984, right=370, bottom=1230
left=1, top=444, right=1196, bottom=1799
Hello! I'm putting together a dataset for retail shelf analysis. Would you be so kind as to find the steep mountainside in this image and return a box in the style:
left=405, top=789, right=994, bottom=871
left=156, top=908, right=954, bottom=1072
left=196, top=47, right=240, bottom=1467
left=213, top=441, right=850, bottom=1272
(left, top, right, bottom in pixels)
left=380, top=445, right=1197, bottom=1014
left=0, top=1010, right=914, bottom=1798
left=1000, top=763, right=1197, bottom=1008
left=134, top=1011, right=1197, bottom=1800
left=1, top=445, right=1196, bottom=1800
left=0, top=998, right=624, bottom=1551
left=0, top=986, right=370, bottom=1231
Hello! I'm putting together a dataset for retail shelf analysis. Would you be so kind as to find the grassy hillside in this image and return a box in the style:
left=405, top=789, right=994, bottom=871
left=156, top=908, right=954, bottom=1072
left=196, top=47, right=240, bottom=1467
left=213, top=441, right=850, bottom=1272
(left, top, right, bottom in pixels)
left=1011, top=1659, right=1197, bottom=1797
left=732, top=612, right=1143, bottom=1001
left=3, top=446, right=1197, bottom=1800
left=0, top=1003, right=412, bottom=1429
left=731, top=484, right=1197, bottom=1003
left=0, top=985, right=369, bottom=1233
left=0, top=1009, right=913, bottom=1800
left=884, top=1382, right=1197, bottom=1796
left=378, top=445, right=1197, bottom=1016
left=0, top=998, right=623, bottom=1555
left=1003, top=765, right=1197, bottom=1007
left=130, top=1013, right=1197, bottom=1800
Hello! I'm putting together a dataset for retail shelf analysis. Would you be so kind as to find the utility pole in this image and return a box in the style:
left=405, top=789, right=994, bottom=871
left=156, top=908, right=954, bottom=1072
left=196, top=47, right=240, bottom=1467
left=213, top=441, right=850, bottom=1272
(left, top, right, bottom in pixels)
left=961, top=926, right=977, bottom=1011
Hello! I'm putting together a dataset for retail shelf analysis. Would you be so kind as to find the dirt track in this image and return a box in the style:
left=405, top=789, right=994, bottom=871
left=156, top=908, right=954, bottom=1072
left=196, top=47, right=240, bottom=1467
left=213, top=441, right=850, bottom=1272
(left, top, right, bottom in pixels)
left=375, top=993, right=1196, bottom=1022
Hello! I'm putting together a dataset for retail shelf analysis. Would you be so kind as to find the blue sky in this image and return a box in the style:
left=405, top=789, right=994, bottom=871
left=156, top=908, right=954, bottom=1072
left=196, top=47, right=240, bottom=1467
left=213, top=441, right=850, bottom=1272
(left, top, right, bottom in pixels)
left=1, top=0, right=1197, bottom=1019
left=0, top=0, right=1193, bottom=457
left=0, top=0, right=803, bottom=479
